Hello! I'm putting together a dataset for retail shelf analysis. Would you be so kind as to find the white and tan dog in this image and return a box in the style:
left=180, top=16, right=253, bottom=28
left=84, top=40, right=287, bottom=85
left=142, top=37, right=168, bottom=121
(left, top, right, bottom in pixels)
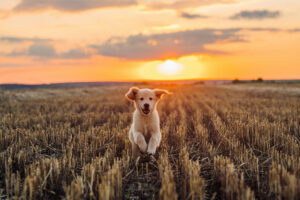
left=125, top=87, right=171, bottom=159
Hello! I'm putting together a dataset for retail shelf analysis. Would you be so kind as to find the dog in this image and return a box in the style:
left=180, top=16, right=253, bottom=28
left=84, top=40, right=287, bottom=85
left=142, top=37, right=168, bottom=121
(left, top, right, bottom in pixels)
left=125, top=87, right=171, bottom=159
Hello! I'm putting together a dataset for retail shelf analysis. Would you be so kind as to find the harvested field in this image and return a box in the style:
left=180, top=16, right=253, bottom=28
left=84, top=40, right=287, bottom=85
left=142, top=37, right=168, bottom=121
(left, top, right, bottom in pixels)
left=0, top=84, right=299, bottom=200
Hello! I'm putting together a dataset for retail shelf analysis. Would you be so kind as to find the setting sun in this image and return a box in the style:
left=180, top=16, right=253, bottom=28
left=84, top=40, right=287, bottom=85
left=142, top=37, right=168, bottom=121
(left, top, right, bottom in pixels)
left=157, top=60, right=183, bottom=76
left=138, top=56, right=203, bottom=80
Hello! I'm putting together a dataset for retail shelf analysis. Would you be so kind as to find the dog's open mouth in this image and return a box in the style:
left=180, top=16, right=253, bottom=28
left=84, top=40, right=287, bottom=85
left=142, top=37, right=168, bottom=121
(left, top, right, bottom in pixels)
left=142, top=109, right=150, bottom=115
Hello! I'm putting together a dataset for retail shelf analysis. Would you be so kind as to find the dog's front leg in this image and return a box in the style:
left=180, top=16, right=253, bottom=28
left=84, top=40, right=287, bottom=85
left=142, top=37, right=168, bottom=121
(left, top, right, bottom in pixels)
left=147, top=132, right=161, bottom=155
left=131, top=142, right=140, bottom=160
left=133, top=131, right=147, bottom=153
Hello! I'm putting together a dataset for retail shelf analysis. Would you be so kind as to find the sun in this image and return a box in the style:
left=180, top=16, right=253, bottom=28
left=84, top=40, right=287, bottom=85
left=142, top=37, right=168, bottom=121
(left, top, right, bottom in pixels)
left=157, top=60, right=183, bottom=76
left=138, top=56, right=202, bottom=80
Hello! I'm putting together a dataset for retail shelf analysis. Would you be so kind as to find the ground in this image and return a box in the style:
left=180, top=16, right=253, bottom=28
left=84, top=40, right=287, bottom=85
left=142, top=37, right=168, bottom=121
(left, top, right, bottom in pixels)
left=0, top=83, right=299, bottom=200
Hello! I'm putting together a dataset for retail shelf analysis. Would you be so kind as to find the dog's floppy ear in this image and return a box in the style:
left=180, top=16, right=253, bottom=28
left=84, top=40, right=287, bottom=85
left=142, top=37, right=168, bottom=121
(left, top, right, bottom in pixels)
left=154, top=89, right=171, bottom=99
left=125, top=87, right=139, bottom=101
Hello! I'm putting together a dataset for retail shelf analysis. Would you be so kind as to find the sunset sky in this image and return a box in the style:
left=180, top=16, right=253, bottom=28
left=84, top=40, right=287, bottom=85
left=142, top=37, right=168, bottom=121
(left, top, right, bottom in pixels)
left=0, top=0, right=300, bottom=84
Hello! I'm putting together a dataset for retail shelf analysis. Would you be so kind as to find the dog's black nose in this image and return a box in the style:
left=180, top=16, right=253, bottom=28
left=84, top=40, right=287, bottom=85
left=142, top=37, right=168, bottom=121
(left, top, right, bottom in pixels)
left=144, top=103, right=149, bottom=108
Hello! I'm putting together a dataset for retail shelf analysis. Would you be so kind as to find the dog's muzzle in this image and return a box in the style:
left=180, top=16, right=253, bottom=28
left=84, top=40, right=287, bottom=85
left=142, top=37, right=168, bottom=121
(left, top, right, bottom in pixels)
left=142, top=108, right=150, bottom=115
left=142, top=103, right=150, bottom=115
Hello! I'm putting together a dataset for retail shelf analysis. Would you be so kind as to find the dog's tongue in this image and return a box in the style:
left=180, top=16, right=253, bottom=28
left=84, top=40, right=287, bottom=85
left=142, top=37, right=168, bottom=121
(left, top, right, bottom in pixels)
left=143, top=109, right=150, bottom=114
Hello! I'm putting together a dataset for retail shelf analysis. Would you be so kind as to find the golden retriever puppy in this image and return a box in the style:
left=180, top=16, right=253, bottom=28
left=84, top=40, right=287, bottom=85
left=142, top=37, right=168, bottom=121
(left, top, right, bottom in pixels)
left=125, top=87, right=171, bottom=159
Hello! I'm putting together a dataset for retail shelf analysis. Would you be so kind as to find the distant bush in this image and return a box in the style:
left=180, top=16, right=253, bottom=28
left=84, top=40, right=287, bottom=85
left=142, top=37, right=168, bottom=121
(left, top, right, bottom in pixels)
left=232, top=78, right=241, bottom=84
left=257, top=77, right=263, bottom=82
left=139, top=81, right=151, bottom=85
left=252, top=77, right=264, bottom=83
left=194, top=81, right=205, bottom=85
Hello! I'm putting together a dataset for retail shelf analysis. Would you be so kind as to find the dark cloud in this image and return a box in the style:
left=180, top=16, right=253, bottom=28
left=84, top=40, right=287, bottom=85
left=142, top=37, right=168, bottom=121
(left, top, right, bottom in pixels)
left=28, top=43, right=57, bottom=57
left=9, top=43, right=57, bottom=57
left=60, top=48, right=91, bottom=59
left=230, top=10, right=280, bottom=20
left=180, top=12, right=207, bottom=19
left=12, top=0, right=234, bottom=12
left=14, top=0, right=137, bottom=12
left=249, top=28, right=300, bottom=33
left=5, top=28, right=298, bottom=61
left=8, top=43, right=91, bottom=59
left=0, top=37, right=51, bottom=43
left=0, top=63, right=32, bottom=67
left=145, top=0, right=233, bottom=10
left=288, top=28, right=300, bottom=33
left=90, top=27, right=299, bottom=60
left=90, top=28, right=245, bottom=60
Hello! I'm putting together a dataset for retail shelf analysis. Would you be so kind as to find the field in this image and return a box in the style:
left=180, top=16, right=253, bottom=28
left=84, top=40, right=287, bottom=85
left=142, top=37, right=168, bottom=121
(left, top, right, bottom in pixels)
left=0, top=83, right=299, bottom=200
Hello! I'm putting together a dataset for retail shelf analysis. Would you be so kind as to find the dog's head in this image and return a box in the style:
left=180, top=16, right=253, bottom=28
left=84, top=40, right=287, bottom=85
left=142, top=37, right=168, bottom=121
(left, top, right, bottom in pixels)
left=125, top=87, right=171, bottom=116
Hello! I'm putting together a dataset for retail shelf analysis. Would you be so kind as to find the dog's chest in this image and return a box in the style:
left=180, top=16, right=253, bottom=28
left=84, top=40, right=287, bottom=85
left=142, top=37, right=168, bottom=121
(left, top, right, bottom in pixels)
left=142, top=123, right=153, bottom=143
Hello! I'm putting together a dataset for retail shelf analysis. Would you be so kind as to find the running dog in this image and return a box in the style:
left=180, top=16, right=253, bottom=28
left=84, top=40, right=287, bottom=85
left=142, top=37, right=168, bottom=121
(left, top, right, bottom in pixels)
left=125, top=87, right=171, bottom=159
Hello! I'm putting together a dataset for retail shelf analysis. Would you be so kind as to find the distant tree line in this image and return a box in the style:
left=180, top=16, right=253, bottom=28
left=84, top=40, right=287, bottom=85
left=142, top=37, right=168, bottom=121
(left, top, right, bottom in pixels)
left=232, top=77, right=264, bottom=84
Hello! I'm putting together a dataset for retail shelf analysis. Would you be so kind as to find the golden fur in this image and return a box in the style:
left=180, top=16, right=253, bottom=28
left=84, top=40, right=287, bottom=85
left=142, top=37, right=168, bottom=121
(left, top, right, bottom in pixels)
left=125, top=87, right=170, bottom=159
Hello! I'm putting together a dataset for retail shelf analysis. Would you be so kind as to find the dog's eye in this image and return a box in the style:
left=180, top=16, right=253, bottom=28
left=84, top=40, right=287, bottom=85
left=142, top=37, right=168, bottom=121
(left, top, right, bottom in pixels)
left=140, top=98, right=144, bottom=101
left=149, top=97, right=153, bottom=100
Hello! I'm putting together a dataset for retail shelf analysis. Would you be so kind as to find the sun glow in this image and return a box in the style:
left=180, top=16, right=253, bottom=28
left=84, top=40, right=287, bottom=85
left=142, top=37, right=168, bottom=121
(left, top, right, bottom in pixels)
left=157, top=60, right=183, bottom=76
left=138, top=56, right=203, bottom=80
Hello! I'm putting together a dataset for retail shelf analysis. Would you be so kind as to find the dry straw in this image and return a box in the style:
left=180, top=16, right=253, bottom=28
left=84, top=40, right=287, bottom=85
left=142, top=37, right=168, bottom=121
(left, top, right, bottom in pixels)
left=0, top=84, right=299, bottom=199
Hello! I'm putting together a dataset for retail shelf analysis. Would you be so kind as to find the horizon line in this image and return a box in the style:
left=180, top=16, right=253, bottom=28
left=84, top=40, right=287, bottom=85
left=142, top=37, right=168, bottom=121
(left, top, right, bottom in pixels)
left=1, top=78, right=300, bottom=86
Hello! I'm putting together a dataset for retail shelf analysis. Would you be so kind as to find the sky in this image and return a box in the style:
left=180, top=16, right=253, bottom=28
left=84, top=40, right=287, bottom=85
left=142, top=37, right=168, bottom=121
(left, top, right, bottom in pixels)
left=0, top=0, right=300, bottom=83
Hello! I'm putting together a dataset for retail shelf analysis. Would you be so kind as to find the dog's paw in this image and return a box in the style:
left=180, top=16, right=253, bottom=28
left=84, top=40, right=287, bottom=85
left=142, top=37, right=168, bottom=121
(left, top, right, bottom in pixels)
left=147, top=148, right=156, bottom=155
left=139, top=144, right=147, bottom=153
